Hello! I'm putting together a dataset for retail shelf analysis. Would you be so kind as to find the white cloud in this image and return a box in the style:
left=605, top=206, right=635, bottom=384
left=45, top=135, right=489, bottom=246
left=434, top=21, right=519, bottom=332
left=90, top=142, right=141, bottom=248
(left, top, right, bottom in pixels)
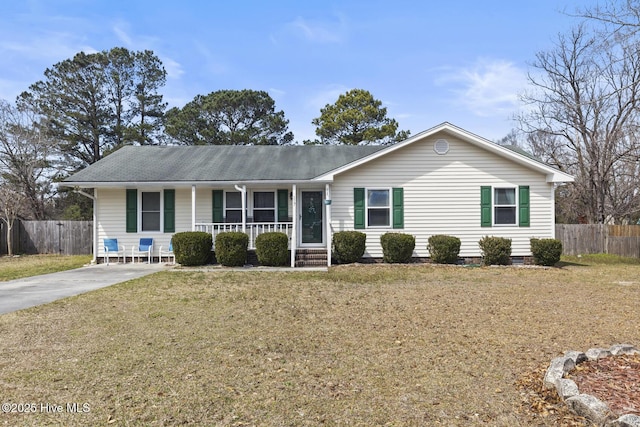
left=435, top=59, right=527, bottom=117
left=112, top=20, right=133, bottom=47
left=161, top=56, right=185, bottom=80
left=276, top=14, right=348, bottom=45
left=307, top=84, right=349, bottom=110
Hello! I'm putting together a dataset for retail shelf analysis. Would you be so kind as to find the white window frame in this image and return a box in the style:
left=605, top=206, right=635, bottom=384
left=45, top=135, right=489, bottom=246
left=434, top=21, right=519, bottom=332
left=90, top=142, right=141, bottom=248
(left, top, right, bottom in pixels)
left=224, top=191, right=244, bottom=223
left=252, top=190, right=276, bottom=223
left=493, top=187, right=517, bottom=226
left=365, top=187, right=392, bottom=228
left=139, top=190, right=163, bottom=232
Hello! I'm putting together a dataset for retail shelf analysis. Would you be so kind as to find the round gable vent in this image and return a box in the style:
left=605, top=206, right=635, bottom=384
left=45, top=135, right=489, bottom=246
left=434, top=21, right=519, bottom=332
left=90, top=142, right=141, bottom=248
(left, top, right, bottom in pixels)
left=434, top=139, right=449, bottom=155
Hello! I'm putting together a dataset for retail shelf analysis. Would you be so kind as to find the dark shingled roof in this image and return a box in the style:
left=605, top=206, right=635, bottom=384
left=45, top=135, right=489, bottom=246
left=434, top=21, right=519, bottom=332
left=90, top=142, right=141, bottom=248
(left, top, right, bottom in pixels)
left=64, top=145, right=387, bottom=183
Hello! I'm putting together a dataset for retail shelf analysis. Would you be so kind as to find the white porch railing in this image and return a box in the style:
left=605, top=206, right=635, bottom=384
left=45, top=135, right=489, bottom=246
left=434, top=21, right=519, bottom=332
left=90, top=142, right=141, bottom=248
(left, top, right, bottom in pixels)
left=195, top=222, right=294, bottom=249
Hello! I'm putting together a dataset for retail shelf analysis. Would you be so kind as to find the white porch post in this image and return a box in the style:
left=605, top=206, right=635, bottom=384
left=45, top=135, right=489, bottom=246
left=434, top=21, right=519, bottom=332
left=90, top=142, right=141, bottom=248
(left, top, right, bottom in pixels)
left=235, top=184, right=247, bottom=233
left=291, top=184, right=297, bottom=268
left=191, top=185, right=196, bottom=231
left=92, top=191, right=97, bottom=264
left=325, top=183, right=331, bottom=267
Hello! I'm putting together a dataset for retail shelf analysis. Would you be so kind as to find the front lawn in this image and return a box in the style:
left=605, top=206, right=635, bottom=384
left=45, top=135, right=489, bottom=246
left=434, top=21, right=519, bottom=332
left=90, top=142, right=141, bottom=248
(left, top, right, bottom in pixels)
left=0, top=255, right=92, bottom=281
left=0, top=260, right=638, bottom=426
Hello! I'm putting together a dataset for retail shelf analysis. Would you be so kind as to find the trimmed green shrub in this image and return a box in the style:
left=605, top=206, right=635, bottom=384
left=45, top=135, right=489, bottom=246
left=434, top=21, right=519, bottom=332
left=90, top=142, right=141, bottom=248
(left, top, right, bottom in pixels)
left=427, top=235, right=461, bottom=264
left=530, top=238, right=562, bottom=266
left=215, top=232, right=249, bottom=267
left=255, top=232, right=289, bottom=266
left=172, top=231, right=213, bottom=266
left=478, top=236, right=512, bottom=266
left=380, top=232, right=415, bottom=263
left=332, top=231, right=366, bottom=264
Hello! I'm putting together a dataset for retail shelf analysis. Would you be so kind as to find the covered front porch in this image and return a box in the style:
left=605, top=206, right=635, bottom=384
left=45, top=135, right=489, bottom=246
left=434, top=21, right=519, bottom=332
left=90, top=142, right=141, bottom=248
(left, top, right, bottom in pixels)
left=190, top=183, right=333, bottom=267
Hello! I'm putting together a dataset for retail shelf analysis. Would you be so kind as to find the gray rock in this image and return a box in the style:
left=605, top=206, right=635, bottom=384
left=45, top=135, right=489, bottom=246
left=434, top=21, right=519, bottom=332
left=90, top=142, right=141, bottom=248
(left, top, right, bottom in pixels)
left=565, top=394, right=613, bottom=425
left=555, top=378, right=579, bottom=400
left=564, top=350, right=588, bottom=364
left=609, top=344, right=639, bottom=356
left=543, top=356, right=576, bottom=389
left=608, top=414, right=640, bottom=427
left=586, top=347, right=613, bottom=361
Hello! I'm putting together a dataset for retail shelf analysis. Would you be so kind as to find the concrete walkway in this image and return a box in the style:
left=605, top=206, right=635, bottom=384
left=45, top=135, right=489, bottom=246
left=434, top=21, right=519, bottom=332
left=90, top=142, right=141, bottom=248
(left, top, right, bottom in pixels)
left=0, top=263, right=168, bottom=315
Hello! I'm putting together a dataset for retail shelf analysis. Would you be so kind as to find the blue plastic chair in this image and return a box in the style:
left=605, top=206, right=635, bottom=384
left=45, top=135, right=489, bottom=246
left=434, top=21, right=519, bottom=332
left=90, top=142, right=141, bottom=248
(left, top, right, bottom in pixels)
left=132, top=238, right=154, bottom=264
left=103, top=238, right=125, bottom=265
left=159, top=241, right=175, bottom=264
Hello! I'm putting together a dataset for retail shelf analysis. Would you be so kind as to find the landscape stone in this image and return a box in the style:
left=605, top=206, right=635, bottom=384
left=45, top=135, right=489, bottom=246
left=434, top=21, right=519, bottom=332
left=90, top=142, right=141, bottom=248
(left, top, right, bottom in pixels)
left=543, top=356, right=576, bottom=390
left=609, top=344, right=639, bottom=356
left=564, top=350, right=588, bottom=364
left=555, top=378, right=579, bottom=400
left=586, top=347, right=613, bottom=361
left=565, top=394, right=613, bottom=425
left=608, top=414, right=640, bottom=427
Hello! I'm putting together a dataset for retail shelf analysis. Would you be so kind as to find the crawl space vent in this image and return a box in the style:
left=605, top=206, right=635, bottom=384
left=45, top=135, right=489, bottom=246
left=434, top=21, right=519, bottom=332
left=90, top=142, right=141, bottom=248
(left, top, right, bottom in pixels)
left=434, top=139, right=449, bottom=155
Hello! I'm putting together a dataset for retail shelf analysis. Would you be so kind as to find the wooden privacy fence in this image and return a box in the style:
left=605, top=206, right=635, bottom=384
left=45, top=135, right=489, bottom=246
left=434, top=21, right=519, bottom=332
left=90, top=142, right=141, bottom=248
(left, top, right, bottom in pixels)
left=556, top=224, right=640, bottom=258
left=0, top=220, right=93, bottom=256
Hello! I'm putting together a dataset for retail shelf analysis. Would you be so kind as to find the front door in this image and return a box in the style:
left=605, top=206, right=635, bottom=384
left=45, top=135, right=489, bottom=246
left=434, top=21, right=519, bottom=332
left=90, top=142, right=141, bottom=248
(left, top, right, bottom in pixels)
left=301, top=191, right=323, bottom=245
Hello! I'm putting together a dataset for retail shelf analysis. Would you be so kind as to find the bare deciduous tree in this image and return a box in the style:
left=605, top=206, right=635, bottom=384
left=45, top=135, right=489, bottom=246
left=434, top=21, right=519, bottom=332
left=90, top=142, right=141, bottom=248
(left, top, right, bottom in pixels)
left=0, top=183, right=26, bottom=256
left=519, top=23, right=640, bottom=224
left=0, top=100, right=57, bottom=220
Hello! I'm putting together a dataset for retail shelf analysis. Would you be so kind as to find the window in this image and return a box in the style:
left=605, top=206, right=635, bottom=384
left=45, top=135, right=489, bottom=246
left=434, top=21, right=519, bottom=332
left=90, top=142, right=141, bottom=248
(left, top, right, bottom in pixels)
left=141, top=192, right=161, bottom=231
left=225, top=191, right=243, bottom=223
left=354, top=187, right=403, bottom=229
left=367, top=189, right=390, bottom=227
left=480, top=186, right=530, bottom=227
left=253, top=191, right=275, bottom=222
left=126, top=189, right=174, bottom=233
left=494, top=188, right=516, bottom=225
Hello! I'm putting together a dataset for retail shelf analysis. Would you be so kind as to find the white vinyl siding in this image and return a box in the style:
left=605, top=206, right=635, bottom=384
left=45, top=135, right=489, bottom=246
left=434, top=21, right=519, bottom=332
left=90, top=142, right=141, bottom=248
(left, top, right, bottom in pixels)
left=96, top=187, right=194, bottom=258
left=330, top=132, right=556, bottom=258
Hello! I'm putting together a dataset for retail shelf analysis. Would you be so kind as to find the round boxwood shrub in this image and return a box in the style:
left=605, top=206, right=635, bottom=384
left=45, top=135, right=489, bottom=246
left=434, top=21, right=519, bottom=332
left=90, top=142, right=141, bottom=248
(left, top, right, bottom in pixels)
left=427, top=235, right=461, bottom=264
left=530, top=238, right=562, bottom=266
left=332, top=231, right=366, bottom=264
left=380, top=232, right=415, bottom=263
left=478, top=236, right=512, bottom=266
left=255, top=232, right=289, bottom=266
left=215, top=232, right=249, bottom=267
left=172, top=231, right=213, bottom=266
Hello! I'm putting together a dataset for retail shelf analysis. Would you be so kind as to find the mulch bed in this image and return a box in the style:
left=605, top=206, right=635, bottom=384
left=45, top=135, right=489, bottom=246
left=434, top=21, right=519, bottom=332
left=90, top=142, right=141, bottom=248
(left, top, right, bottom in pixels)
left=567, top=354, right=640, bottom=417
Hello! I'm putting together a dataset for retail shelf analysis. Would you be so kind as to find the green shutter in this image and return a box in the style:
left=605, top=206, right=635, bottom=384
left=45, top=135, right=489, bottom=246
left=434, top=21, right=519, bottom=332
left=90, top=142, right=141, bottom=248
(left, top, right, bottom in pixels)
left=392, top=187, right=404, bottom=229
left=519, top=185, right=530, bottom=227
left=277, top=189, right=289, bottom=222
left=354, top=188, right=365, bottom=229
left=126, top=189, right=137, bottom=233
left=480, top=186, right=492, bottom=227
left=164, top=189, right=175, bottom=232
left=212, top=190, right=224, bottom=223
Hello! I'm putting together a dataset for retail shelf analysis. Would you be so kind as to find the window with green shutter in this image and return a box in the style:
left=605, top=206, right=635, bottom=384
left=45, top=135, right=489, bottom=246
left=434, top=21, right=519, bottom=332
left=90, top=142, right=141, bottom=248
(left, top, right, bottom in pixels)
left=354, top=188, right=365, bottom=229
left=126, top=189, right=137, bottom=233
left=480, top=186, right=492, bottom=227
left=164, top=189, right=175, bottom=232
left=212, top=190, right=224, bottom=223
left=277, top=189, right=289, bottom=222
left=392, top=187, right=404, bottom=229
left=481, top=185, right=531, bottom=227
left=354, top=187, right=404, bottom=229
left=518, top=186, right=530, bottom=227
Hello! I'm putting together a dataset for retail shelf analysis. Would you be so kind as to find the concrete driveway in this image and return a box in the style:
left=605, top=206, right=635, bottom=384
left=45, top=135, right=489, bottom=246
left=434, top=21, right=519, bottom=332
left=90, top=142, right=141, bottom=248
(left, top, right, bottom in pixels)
left=0, top=263, right=168, bottom=315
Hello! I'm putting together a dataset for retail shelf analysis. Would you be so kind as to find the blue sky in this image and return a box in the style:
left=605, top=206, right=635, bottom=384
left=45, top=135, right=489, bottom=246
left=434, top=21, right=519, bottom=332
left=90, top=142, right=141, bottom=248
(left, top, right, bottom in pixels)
left=0, top=1, right=585, bottom=143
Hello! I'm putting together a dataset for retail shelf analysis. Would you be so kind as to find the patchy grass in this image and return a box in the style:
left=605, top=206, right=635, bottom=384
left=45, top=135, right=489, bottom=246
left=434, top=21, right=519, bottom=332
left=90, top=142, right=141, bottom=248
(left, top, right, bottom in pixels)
left=0, top=255, right=92, bottom=281
left=0, top=261, right=639, bottom=426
